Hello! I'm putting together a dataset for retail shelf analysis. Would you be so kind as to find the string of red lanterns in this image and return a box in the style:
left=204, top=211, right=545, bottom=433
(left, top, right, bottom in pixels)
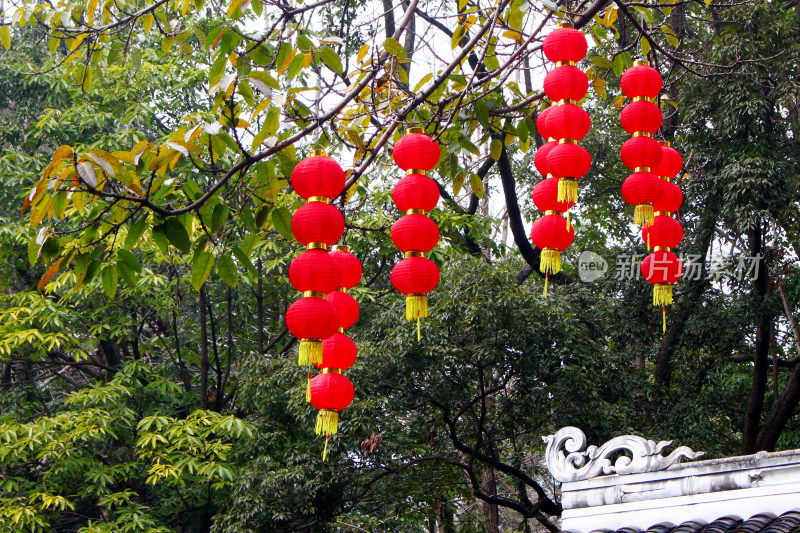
left=619, top=60, right=665, bottom=227
left=309, top=244, right=362, bottom=459
left=531, top=23, right=589, bottom=294
left=390, top=127, right=441, bottom=338
left=641, top=142, right=685, bottom=331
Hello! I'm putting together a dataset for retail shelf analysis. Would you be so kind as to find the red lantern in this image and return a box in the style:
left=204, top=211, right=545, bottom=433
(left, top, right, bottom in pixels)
left=642, top=215, right=683, bottom=249
left=542, top=25, right=588, bottom=63
left=652, top=181, right=683, bottom=214
left=326, top=290, right=360, bottom=329
left=391, top=214, right=439, bottom=253
left=393, top=132, right=441, bottom=171
left=286, top=296, right=340, bottom=366
left=622, top=171, right=664, bottom=227
left=309, top=372, right=355, bottom=436
left=543, top=65, right=589, bottom=102
left=534, top=140, right=558, bottom=177
left=329, top=246, right=362, bottom=289
left=391, top=256, right=440, bottom=320
left=291, top=202, right=345, bottom=246
left=393, top=174, right=439, bottom=212
left=532, top=177, right=575, bottom=213
left=620, top=136, right=663, bottom=170
left=654, top=143, right=683, bottom=179
left=620, top=100, right=662, bottom=135
left=620, top=64, right=663, bottom=99
left=288, top=249, right=341, bottom=294
left=291, top=154, right=345, bottom=200
left=546, top=103, right=591, bottom=141
left=547, top=142, right=592, bottom=202
left=641, top=250, right=683, bottom=306
left=531, top=214, right=574, bottom=275
left=319, top=332, right=357, bottom=371
left=537, top=106, right=555, bottom=141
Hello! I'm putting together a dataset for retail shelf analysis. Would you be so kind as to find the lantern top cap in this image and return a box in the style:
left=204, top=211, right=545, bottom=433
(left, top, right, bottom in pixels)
left=310, top=149, right=329, bottom=157
left=405, top=126, right=426, bottom=134
left=634, top=59, right=650, bottom=66
left=556, top=22, right=573, bottom=28
left=331, top=244, right=350, bottom=252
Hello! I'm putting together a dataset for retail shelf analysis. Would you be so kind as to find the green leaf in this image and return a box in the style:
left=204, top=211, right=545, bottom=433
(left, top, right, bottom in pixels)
left=124, top=217, right=149, bottom=250
left=117, top=260, right=137, bottom=287
left=457, top=136, right=480, bottom=156
left=231, top=246, right=257, bottom=275
left=451, top=26, right=465, bottom=50
left=102, top=265, right=118, bottom=299
left=318, top=46, right=342, bottom=74
left=641, top=37, right=651, bottom=57
left=271, top=207, right=293, bottom=240
left=28, top=236, right=41, bottom=266
left=383, top=38, right=407, bottom=59
left=612, top=54, right=625, bottom=78
left=469, top=174, right=484, bottom=198
left=191, top=251, right=214, bottom=291
left=216, top=255, right=238, bottom=288
left=475, top=99, right=489, bottom=128
left=211, top=204, right=229, bottom=233
left=591, top=55, right=614, bottom=69
left=151, top=225, right=168, bottom=253
left=162, top=217, right=191, bottom=253
left=490, top=139, right=503, bottom=161
left=661, top=24, right=680, bottom=47
left=117, top=249, right=142, bottom=273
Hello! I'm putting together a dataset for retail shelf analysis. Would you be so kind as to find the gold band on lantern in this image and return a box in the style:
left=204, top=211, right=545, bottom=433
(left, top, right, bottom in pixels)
left=662, top=141, right=671, bottom=147
left=654, top=211, right=670, bottom=217
left=654, top=246, right=671, bottom=252
left=556, top=60, right=576, bottom=67
left=303, top=291, right=326, bottom=299
left=310, top=149, right=329, bottom=157
left=557, top=99, right=577, bottom=105
left=406, top=209, right=425, bottom=215
left=405, top=251, right=424, bottom=258
left=407, top=168, right=426, bottom=176
left=337, top=327, right=344, bottom=333
left=307, top=242, right=328, bottom=250
left=544, top=210, right=563, bottom=216
left=406, top=126, right=425, bottom=134
left=633, top=96, right=654, bottom=103
left=634, top=59, right=650, bottom=66
left=337, top=287, right=348, bottom=293
left=633, top=131, right=651, bottom=138
left=322, top=368, right=343, bottom=374
left=307, top=196, right=331, bottom=203
left=556, top=22, right=573, bottom=28
left=559, top=138, right=578, bottom=145
left=634, top=167, right=651, bottom=173
left=331, top=244, right=350, bottom=252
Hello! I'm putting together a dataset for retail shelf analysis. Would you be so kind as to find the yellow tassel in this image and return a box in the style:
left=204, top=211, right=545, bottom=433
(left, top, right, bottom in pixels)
left=406, top=295, right=428, bottom=321
left=557, top=178, right=578, bottom=204
left=544, top=274, right=549, bottom=298
left=322, top=435, right=330, bottom=461
left=298, top=340, right=323, bottom=367
left=646, top=229, right=651, bottom=250
left=662, top=306, right=667, bottom=334
left=653, top=283, right=673, bottom=306
left=634, top=204, right=655, bottom=227
left=540, top=249, right=562, bottom=275
left=315, top=409, right=339, bottom=435
left=306, top=372, right=312, bottom=402
left=566, top=212, right=571, bottom=232
left=417, top=315, right=421, bottom=341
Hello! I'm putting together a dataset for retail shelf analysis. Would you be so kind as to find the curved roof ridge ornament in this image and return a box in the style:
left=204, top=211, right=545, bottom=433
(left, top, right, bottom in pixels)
left=542, top=426, right=705, bottom=482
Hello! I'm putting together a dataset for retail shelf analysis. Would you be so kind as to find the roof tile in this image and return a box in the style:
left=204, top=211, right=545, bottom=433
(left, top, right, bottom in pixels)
left=576, top=511, right=800, bottom=533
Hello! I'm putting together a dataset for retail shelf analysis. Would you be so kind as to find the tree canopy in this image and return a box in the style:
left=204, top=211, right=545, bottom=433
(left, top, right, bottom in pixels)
left=0, top=0, right=799, bottom=531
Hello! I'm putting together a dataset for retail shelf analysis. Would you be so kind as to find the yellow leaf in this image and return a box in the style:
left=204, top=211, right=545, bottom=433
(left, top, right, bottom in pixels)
left=357, top=44, right=369, bottom=63
left=278, top=49, right=296, bottom=75
left=0, top=26, right=10, bottom=51
left=502, top=30, right=523, bottom=42
left=143, top=14, right=154, bottom=32
left=182, top=0, right=192, bottom=15
left=413, top=73, right=432, bottom=92
left=68, top=33, right=87, bottom=52
left=642, top=37, right=651, bottom=56
left=592, top=77, right=606, bottom=96
left=250, top=99, right=271, bottom=122
left=226, top=0, right=245, bottom=18
left=614, top=94, right=626, bottom=110
left=38, top=258, right=63, bottom=292
left=603, top=6, right=618, bottom=27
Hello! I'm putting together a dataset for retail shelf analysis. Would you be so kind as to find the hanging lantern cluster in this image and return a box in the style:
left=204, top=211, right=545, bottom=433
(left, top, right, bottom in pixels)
left=390, top=127, right=441, bottom=337
left=310, top=245, right=362, bottom=457
left=619, top=61, right=665, bottom=227
left=641, top=142, right=685, bottom=331
left=531, top=23, right=589, bottom=292
left=287, top=150, right=358, bottom=458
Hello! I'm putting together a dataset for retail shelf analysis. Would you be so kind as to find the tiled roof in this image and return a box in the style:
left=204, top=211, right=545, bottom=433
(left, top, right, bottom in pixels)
left=584, top=511, right=800, bottom=533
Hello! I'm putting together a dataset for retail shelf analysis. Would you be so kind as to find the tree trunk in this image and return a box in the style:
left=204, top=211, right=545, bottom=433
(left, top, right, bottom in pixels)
left=743, top=221, right=770, bottom=453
